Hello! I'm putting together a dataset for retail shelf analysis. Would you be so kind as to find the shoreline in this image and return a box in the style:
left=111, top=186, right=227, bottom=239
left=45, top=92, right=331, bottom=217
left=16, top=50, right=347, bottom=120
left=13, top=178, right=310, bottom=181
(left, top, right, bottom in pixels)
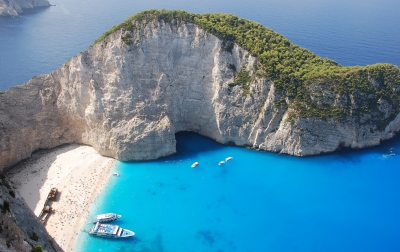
left=5, top=144, right=116, bottom=251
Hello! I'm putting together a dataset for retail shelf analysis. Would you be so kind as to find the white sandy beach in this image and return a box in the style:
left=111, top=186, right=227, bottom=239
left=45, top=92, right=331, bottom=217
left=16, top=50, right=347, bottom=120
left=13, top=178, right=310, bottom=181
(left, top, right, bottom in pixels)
left=6, top=144, right=116, bottom=251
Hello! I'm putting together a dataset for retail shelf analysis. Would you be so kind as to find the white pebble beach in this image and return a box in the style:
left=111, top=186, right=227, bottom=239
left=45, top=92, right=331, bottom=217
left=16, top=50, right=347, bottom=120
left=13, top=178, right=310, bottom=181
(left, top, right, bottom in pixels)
left=5, top=144, right=116, bottom=251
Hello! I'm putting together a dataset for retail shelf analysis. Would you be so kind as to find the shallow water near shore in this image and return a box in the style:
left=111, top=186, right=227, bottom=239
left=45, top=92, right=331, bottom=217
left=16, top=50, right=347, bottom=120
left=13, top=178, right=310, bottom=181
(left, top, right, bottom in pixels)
left=76, top=132, right=400, bottom=251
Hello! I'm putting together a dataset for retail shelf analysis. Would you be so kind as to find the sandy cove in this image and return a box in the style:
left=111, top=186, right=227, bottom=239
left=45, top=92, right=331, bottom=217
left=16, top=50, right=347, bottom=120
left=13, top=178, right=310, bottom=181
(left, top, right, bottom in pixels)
left=5, top=144, right=116, bottom=251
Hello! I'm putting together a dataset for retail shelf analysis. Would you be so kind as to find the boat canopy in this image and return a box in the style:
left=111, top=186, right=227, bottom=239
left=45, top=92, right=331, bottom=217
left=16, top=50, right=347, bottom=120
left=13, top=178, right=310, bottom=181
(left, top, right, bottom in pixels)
left=97, top=223, right=119, bottom=235
left=97, top=213, right=114, bottom=219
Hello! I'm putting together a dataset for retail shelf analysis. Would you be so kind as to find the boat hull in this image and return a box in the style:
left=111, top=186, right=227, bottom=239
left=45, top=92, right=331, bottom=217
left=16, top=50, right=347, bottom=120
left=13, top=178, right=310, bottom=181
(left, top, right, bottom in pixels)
left=120, top=229, right=135, bottom=238
left=92, top=213, right=122, bottom=223
left=89, top=231, right=135, bottom=238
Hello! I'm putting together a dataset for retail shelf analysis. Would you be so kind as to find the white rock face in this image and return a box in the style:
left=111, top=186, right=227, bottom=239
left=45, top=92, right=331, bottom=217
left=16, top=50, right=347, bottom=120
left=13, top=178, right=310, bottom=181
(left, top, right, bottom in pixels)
left=0, top=19, right=399, bottom=169
left=0, top=0, right=49, bottom=16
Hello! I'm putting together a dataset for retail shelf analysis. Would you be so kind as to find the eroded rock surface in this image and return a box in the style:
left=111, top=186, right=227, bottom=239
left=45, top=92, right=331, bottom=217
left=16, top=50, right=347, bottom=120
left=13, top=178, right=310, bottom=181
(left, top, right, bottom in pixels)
left=0, top=0, right=49, bottom=16
left=0, top=174, right=61, bottom=251
left=1, top=19, right=399, bottom=170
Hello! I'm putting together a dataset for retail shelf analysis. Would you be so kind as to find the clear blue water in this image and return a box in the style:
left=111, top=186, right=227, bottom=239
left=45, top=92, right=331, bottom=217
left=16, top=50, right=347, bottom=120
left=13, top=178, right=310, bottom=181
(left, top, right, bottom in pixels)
left=1, top=0, right=400, bottom=90
left=76, top=132, right=400, bottom=252
left=2, top=0, right=400, bottom=251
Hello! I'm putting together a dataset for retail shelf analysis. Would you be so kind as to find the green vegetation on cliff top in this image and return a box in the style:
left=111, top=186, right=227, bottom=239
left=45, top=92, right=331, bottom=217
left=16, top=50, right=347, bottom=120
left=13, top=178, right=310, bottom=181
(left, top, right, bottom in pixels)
left=94, top=10, right=400, bottom=126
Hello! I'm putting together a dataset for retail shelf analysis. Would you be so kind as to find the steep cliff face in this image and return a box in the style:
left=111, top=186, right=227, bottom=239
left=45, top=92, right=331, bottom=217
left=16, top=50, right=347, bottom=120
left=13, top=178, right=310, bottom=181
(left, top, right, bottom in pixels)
left=0, top=0, right=49, bottom=16
left=1, top=17, right=400, bottom=170
left=0, top=174, right=61, bottom=251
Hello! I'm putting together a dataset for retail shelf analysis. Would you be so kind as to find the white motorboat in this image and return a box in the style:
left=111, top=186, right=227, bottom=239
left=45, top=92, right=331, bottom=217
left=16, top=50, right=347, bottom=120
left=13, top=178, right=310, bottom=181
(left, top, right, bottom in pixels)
left=191, top=162, right=199, bottom=168
left=89, top=222, right=135, bottom=238
left=225, top=157, right=233, bottom=162
left=92, top=213, right=121, bottom=223
left=113, top=172, right=120, bottom=176
left=218, top=161, right=225, bottom=165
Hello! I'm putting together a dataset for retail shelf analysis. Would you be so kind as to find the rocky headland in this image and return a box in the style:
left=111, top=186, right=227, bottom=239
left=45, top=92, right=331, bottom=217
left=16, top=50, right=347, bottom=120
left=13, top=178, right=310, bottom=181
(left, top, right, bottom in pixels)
left=0, top=0, right=50, bottom=17
left=1, top=10, right=400, bottom=171
left=1, top=10, right=400, bottom=251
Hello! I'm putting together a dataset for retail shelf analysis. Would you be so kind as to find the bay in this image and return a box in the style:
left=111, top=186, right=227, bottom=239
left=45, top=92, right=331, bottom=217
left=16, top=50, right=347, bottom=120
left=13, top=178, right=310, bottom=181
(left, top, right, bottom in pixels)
left=1, top=0, right=400, bottom=251
left=76, top=132, right=400, bottom=251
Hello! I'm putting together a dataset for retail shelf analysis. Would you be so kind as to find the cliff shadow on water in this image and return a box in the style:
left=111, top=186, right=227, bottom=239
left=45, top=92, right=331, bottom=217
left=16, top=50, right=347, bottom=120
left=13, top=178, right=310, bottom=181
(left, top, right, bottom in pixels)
left=176, top=130, right=400, bottom=167
left=174, top=131, right=226, bottom=159
left=117, top=132, right=226, bottom=166
left=299, top=132, right=400, bottom=165
left=2, top=9, right=400, bottom=169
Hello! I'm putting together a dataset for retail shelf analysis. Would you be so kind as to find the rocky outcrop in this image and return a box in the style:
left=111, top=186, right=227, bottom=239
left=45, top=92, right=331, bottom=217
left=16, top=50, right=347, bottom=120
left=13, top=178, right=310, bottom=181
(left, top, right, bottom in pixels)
left=0, top=174, right=61, bottom=251
left=0, top=18, right=400, bottom=170
left=0, top=0, right=49, bottom=17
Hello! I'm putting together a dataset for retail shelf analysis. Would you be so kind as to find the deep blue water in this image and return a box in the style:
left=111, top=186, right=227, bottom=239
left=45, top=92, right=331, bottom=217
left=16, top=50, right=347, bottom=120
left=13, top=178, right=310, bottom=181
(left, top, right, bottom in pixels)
left=76, top=132, right=400, bottom=252
left=1, top=0, right=400, bottom=251
left=0, top=0, right=400, bottom=90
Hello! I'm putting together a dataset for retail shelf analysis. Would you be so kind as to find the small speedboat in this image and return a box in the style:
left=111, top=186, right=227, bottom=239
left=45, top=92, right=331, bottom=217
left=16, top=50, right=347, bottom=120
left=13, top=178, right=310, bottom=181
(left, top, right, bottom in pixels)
left=225, top=157, right=233, bottom=162
left=218, top=161, right=225, bottom=165
left=113, top=172, right=120, bottom=176
left=191, top=162, right=199, bottom=168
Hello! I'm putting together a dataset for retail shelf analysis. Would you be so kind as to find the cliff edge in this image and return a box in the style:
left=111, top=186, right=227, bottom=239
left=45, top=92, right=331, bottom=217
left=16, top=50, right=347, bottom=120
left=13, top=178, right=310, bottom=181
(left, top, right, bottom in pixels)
left=1, top=10, right=400, bottom=170
left=0, top=174, right=61, bottom=251
left=0, top=0, right=50, bottom=16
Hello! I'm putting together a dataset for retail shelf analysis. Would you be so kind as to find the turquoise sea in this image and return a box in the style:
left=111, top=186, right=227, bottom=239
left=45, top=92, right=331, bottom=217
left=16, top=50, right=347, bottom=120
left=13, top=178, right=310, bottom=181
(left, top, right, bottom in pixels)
left=76, top=132, right=400, bottom=252
left=1, top=0, right=400, bottom=251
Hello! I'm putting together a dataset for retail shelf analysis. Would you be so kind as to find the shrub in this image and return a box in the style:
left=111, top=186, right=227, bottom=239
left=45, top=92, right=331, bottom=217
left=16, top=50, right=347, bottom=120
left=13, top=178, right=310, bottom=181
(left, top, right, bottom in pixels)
left=31, top=245, right=47, bottom=252
left=92, top=9, right=400, bottom=126
left=30, top=231, right=38, bottom=242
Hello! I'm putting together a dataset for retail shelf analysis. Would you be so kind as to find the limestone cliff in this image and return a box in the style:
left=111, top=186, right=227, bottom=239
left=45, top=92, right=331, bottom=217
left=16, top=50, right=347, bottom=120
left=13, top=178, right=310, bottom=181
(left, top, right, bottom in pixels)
left=1, top=11, right=400, bottom=170
left=0, top=174, right=61, bottom=251
left=0, top=0, right=49, bottom=16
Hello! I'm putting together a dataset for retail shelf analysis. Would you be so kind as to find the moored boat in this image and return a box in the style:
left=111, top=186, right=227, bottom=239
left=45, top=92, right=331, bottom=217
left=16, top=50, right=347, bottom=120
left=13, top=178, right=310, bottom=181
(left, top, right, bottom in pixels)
left=92, top=213, right=121, bottom=223
left=225, top=157, right=233, bottom=162
left=89, top=222, right=135, bottom=238
left=191, top=162, right=199, bottom=168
